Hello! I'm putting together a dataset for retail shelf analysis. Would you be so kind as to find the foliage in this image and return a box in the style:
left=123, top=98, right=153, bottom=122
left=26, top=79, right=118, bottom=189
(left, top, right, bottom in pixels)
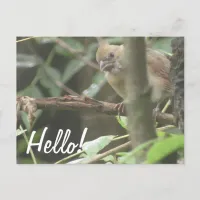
left=16, top=37, right=184, bottom=164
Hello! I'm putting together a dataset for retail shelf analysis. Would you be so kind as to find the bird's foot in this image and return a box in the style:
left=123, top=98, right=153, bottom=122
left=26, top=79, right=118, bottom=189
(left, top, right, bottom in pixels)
left=114, top=102, right=126, bottom=115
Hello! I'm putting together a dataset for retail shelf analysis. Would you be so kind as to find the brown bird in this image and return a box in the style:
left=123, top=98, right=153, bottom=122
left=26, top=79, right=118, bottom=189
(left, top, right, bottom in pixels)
left=96, top=39, right=173, bottom=114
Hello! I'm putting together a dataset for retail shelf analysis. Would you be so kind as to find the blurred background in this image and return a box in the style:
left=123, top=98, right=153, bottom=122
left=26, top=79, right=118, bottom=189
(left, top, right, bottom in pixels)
left=16, top=37, right=174, bottom=164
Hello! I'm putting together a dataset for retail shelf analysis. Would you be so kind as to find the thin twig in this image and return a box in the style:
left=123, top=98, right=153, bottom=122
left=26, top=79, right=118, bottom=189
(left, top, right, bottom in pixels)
left=56, top=38, right=99, bottom=70
left=43, top=46, right=80, bottom=96
left=161, top=99, right=171, bottom=113
left=20, top=126, right=37, bottom=164
left=55, top=151, right=83, bottom=164
left=81, top=141, right=131, bottom=164
left=55, top=80, right=80, bottom=96
left=56, top=38, right=84, bottom=54
left=16, top=37, right=37, bottom=43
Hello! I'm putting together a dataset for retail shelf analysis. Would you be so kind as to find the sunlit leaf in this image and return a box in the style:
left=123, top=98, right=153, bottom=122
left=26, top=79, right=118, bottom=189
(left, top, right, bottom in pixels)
left=161, top=126, right=183, bottom=135
left=156, top=131, right=166, bottom=137
left=116, top=116, right=128, bottom=129
left=79, top=153, right=87, bottom=158
left=82, top=135, right=115, bottom=157
left=116, top=152, right=128, bottom=156
left=118, top=139, right=157, bottom=164
left=156, top=125, right=183, bottom=137
left=102, top=155, right=115, bottom=163
left=146, top=135, right=184, bottom=164
left=17, top=54, right=43, bottom=69
left=82, top=72, right=106, bottom=97
left=118, top=153, right=136, bottom=164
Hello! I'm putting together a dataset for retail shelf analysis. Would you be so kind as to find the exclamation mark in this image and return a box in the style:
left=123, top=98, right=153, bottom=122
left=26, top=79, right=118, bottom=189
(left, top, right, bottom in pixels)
left=77, top=128, right=88, bottom=153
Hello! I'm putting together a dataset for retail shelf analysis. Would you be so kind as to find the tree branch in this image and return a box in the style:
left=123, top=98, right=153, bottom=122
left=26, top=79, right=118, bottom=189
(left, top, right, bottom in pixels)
left=17, top=95, right=175, bottom=125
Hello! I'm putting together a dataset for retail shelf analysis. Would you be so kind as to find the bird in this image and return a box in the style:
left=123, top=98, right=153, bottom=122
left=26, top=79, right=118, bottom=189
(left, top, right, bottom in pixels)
left=96, top=39, right=173, bottom=114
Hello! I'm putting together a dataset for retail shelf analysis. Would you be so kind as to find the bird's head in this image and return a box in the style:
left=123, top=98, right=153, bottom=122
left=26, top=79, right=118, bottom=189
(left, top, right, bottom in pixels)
left=96, top=42, right=124, bottom=74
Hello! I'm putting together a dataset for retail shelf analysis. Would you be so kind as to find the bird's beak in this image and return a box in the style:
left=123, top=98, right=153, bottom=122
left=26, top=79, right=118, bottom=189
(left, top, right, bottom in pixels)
left=99, top=60, right=114, bottom=72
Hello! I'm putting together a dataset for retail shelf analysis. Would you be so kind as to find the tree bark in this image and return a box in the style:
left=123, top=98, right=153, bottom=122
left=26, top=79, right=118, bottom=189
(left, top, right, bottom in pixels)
left=124, top=37, right=157, bottom=154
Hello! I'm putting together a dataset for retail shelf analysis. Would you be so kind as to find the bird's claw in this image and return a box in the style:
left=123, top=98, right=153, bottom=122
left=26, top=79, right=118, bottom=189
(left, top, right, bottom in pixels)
left=114, top=102, right=126, bottom=115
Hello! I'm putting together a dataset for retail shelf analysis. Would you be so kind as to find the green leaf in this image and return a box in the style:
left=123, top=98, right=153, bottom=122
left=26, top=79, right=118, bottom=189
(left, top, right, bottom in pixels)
left=17, top=126, right=28, bottom=154
left=87, top=43, right=98, bottom=56
left=82, top=72, right=106, bottom=97
left=62, top=59, right=85, bottom=83
left=106, top=37, right=123, bottom=44
left=64, top=38, right=84, bottom=51
left=162, top=126, right=183, bottom=135
left=146, top=135, right=184, bottom=164
left=79, top=153, right=87, bottom=158
left=17, top=53, right=43, bottom=69
left=55, top=45, right=72, bottom=57
left=35, top=37, right=57, bottom=44
left=40, top=66, right=62, bottom=96
left=102, top=155, right=115, bottom=163
left=50, top=84, right=62, bottom=97
left=55, top=38, right=84, bottom=57
left=17, top=85, right=44, bottom=98
left=156, top=131, right=166, bottom=137
left=20, top=112, right=31, bottom=130
left=118, top=139, right=157, bottom=164
left=44, top=66, right=61, bottom=82
left=116, top=152, right=128, bottom=156
left=151, top=37, right=174, bottom=54
left=61, top=40, right=96, bottom=83
left=156, top=126, right=183, bottom=138
left=18, top=158, right=36, bottom=164
left=31, top=110, right=43, bottom=127
left=118, top=153, right=136, bottom=164
left=116, top=116, right=128, bottom=129
left=17, top=137, right=28, bottom=154
left=82, top=135, right=115, bottom=157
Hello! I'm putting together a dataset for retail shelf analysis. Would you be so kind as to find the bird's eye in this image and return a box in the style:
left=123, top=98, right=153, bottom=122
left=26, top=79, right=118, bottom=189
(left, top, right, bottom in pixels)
left=109, top=52, right=114, bottom=58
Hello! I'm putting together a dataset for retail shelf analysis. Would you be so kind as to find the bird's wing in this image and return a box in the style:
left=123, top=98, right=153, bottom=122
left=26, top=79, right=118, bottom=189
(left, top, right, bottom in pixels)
left=146, top=48, right=171, bottom=80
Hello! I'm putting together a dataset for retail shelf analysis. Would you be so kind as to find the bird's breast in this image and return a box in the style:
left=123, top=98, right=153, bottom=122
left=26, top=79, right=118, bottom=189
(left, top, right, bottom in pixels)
left=105, top=72, right=127, bottom=99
